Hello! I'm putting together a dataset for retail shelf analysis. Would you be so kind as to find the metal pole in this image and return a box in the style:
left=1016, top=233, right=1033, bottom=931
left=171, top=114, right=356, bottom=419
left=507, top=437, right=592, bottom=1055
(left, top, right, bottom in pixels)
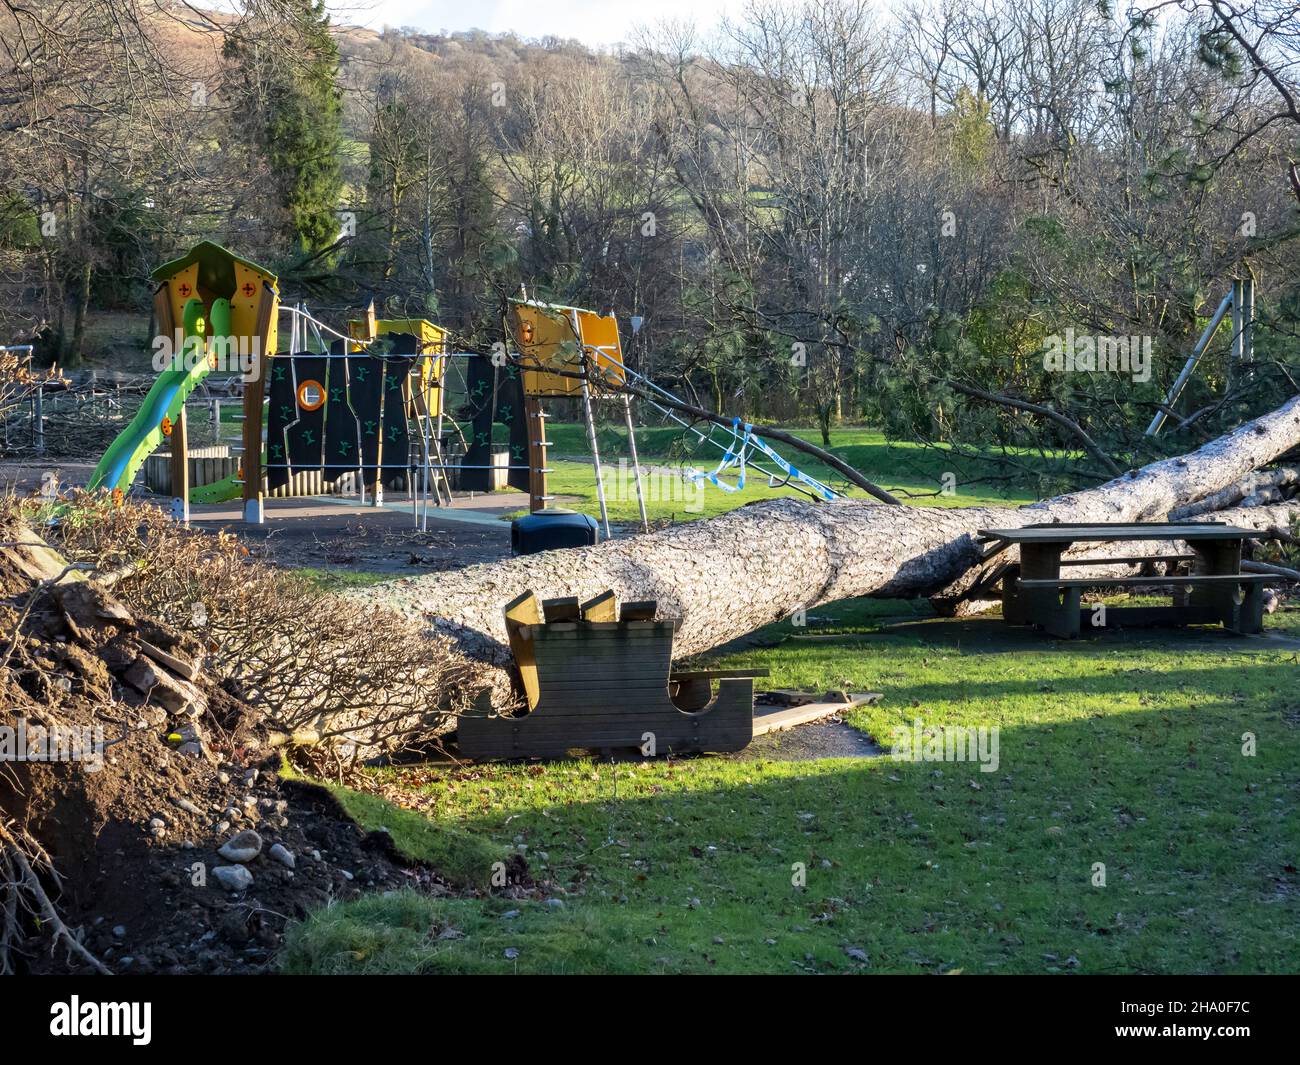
left=1145, top=291, right=1233, bottom=436
left=420, top=416, right=430, bottom=530
left=434, top=409, right=446, bottom=505
left=622, top=393, right=649, bottom=532
left=581, top=380, right=611, bottom=538
left=1231, top=278, right=1245, bottom=366
left=1243, top=277, right=1255, bottom=363
left=32, top=385, right=44, bottom=454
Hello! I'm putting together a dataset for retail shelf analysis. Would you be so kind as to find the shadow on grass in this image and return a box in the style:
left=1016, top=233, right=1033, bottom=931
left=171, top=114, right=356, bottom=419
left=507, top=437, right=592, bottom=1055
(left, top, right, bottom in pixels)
left=879, top=613, right=1280, bottom=653
left=283, top=653, right=1300, bottom=975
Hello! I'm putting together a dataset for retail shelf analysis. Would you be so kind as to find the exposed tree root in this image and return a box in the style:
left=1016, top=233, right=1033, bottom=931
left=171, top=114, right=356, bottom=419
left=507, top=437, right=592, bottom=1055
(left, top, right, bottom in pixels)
left=0, top=818, right=110, bottom=976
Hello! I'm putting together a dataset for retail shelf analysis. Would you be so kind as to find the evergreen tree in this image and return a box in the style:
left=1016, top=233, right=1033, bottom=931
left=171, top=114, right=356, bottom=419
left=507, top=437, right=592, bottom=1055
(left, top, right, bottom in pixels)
left=225, top=1, right=343, bottom=255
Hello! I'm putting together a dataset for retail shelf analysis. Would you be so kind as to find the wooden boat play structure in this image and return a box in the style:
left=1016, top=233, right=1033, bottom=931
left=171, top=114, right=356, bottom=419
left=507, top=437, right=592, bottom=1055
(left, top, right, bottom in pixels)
left=455, top=588, right=883, bottom=760
left=457, top=590, right=767, bottom=759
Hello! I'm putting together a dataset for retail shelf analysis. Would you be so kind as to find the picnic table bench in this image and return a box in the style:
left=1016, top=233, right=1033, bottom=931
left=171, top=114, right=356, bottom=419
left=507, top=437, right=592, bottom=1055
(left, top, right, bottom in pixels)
left=977, top=522, right=1269, bottom=638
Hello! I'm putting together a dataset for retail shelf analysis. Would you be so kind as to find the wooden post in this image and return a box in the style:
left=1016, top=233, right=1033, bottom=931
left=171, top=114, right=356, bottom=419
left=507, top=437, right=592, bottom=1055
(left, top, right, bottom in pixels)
left=170, top=406, right=190, bottom=524
left=370, top=358, right=385, bottom=508
left=1191, top=537, right=1247, bottom=631
left=32, top=385, right=43, bottom=454
left=525, top=395, right=550, bottom=513
left=1001, top=565, right=1025, bottom=625
left=1020, top=542, right=1077, bottom=637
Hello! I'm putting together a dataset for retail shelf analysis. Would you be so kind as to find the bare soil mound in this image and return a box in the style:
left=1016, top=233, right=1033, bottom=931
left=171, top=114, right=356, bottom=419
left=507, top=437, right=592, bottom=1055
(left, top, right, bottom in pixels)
left=0, top=514, right=447, bottom=975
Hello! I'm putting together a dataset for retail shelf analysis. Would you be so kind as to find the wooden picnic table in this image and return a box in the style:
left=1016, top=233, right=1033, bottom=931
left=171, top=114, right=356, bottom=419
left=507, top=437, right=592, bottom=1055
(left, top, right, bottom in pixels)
left=976, top=521, right=1269, bottom=638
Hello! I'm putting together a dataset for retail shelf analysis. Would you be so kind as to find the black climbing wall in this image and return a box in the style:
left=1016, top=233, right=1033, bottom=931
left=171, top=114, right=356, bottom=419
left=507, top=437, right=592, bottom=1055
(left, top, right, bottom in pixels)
left=459, top=357, right=529, bottom=492
left=321, top=357, right=365, bottom=483
left=460, top=356, right=494, bottom=491
left=265, top=352, right=409, bottom=492
left=505, top=365, right=529, bottom=493
left=267, top=353, right=337, bottom=493
left=378, top=357, right=411, bottom=489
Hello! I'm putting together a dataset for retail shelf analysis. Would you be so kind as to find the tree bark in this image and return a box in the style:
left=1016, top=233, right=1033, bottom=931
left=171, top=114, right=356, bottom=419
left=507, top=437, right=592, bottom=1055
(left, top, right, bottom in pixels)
left=1168, top=468, right=1298, bottom=519
left=365, top=393, right=1300, bottom=704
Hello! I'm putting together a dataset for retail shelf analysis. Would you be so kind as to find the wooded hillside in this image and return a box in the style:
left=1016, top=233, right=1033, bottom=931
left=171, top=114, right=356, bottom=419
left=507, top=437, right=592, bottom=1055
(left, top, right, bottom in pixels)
left=3, top=1, right=1300, bottom=488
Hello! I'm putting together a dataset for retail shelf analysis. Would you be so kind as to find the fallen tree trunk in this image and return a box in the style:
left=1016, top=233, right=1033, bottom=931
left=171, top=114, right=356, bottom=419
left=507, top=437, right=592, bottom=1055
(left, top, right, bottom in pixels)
left=1168, top=467, right=1299, bottom=519
left=1194, top=501, right=1300, bottom=539
left=366, top=393, right=1300, bottom=704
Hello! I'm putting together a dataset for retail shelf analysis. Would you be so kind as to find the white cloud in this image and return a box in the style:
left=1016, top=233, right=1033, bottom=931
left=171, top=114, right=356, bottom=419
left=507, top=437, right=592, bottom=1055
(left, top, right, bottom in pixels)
left=332, top=0, right=734, bottom=48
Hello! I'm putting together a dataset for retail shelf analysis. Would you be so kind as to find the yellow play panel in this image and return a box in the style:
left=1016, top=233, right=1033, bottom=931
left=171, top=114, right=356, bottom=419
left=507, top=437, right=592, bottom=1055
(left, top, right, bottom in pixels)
left=151, top=241, right=279, bottom=349
left=348, top=316, right=449, bottom=416
left=512, top=300, right=626, bottom=397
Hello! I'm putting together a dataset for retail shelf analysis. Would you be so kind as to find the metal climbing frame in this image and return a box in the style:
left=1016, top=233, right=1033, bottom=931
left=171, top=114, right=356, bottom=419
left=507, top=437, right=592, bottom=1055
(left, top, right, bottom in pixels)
left=616, top=364, right=842, bottom=503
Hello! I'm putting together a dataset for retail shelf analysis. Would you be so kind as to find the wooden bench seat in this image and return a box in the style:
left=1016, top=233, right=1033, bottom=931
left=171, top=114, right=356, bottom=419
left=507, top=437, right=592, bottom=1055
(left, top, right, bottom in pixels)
left=1005, top=571, right=1269, bottom=638
left=1016, top=574, right=1271, bottom=589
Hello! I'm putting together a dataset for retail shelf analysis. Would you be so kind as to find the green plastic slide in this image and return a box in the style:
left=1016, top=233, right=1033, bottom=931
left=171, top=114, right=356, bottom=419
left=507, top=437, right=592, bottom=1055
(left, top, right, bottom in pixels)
left=88, top=298, right=238, bottom=503
left=187, top=466, right=246, bottom=504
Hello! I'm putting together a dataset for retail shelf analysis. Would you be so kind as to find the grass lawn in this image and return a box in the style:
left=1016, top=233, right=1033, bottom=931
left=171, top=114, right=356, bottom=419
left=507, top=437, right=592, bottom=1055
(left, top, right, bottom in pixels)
left=282, top=599, right=1300, bottom=975
left=294, top=566, right=391, bottom=592
left=491, top=422, right=1063, bottom=524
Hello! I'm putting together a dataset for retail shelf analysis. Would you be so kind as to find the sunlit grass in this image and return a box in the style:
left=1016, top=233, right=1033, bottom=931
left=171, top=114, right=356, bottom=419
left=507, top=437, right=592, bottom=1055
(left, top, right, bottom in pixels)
left=488, top=422, right=1060, bottom=523
left=284, top=601, right=1300, bottom=975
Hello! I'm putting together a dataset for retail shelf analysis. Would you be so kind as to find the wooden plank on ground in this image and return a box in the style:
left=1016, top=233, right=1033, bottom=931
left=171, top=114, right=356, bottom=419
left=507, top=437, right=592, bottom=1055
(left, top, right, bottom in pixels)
left=752, top=692, right=882, bottom=736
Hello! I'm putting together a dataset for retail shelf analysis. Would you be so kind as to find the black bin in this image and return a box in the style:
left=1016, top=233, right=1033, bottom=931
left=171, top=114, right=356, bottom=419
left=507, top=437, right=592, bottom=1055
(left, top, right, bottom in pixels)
left=512, top=508, right=600, bottom=555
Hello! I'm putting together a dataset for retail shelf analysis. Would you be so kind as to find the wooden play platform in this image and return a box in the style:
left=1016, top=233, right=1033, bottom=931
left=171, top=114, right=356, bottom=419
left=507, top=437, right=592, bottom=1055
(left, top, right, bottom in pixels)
left=456, top=590, right=770, bottom=759
left=978, top=521, right=1271, bottom=638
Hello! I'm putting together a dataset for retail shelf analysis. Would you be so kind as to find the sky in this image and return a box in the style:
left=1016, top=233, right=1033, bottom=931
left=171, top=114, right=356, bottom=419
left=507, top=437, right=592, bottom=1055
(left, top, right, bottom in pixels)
left=329, top=0, right=738, bottom=48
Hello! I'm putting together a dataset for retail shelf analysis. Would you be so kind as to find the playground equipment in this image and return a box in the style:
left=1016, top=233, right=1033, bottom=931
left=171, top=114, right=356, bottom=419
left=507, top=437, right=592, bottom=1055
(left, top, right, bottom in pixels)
left=509, top=297, right=642, bottom=541
left=456, top=589, right=767, bottom=759
left=453, top=590, right=887, bottom=761
left=90, top=246, right=843, bottom=534
left=505, top=295, right=841, bottom=537
left=88, top=253, right=458, bottom=524
left=261, top=309, right=450, bottom=506
left=87, top=241, right=279, bottom=521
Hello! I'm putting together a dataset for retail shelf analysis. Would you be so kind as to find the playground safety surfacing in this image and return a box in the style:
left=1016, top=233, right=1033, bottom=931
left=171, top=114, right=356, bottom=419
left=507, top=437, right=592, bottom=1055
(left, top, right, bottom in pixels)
left=180, top=490, right=522, bottom=574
